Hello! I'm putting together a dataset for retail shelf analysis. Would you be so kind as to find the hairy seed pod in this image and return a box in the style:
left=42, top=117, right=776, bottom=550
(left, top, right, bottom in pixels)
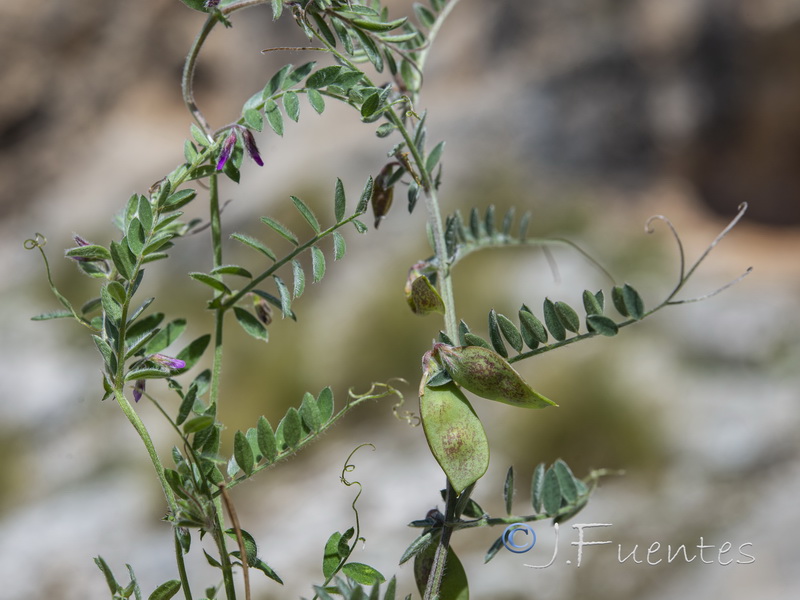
left=420, top=382, right=490, bottom=494
left=434, top=344, right=557, bottom=409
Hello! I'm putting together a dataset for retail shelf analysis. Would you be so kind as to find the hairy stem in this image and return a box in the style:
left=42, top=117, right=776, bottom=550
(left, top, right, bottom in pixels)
left=174, top=530, right=194, bottom=600
left=424, top=482, right=457, bottom=600
left=114, top=388, right=177, bottom=513
left=181, top=1, right=270, bottom=134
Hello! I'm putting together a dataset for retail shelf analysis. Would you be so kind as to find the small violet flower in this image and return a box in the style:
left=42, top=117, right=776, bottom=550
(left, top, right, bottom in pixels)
left=241, top=128, right=264, bottom=166
left=133, top=379, right=146, bottom=403
left=68, top=234, right=91, bottom=262
left=216, top=126, right=264, bottom=171
left=150, top=354, right=187, bottom=371
left=216, top=131, right=238, bottom=171
left=132, top=354, right=186, bottom=402
left=205, top=0, right=221, bottom=8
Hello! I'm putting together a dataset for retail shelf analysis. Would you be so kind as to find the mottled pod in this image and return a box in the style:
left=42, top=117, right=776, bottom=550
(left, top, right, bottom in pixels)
left=434, top=343, right=557, bottom=409
left=420, top=381, right=490, bottom=494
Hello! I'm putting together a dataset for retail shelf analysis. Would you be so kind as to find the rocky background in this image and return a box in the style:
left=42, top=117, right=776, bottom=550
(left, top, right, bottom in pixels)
left=1, top=1, right=799, bottom=599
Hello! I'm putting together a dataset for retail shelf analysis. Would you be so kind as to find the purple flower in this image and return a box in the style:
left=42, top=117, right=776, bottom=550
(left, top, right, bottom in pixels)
left=241, top=129, right=264, bottom=166
left=205, top=0, right=221, bottom=8
left=216, top=131, right=238, bottom=171
left=133, top=379, right=146, bottom=403
left=69, top=235, right=92, bottom=262
left=150, top=354, right=187, bottom=371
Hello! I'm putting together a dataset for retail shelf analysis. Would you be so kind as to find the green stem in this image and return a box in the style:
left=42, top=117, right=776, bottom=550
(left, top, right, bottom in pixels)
left=208, top=173, right=225, bottom=409
left=214, top=521, right=238, bottom=600
left=424, top=482, right=457, bottom=600
left=182, top=14, right=218, bottom=134
left=114, top=388, right=177, bottom=513
left=174, top=530, right=194, bottom=600
left=210, top=174, right=223, bottom=268
left=182, top=1, right=270, bottom=135
left=416, top=0, right=463, bottom=74
left=422, top=184, right=458, bottom=339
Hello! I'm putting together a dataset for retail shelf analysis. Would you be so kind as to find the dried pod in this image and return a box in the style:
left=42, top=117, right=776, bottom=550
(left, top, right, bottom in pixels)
left=371, top=163, right=395, bottom=228
left=434, top=343, right=557, bottom=409
left=420, top=381, right=490, bottom=494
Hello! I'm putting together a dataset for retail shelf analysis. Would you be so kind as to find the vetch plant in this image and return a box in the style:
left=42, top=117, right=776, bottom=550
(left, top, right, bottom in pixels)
left=25, top=1, right=751, bottom=599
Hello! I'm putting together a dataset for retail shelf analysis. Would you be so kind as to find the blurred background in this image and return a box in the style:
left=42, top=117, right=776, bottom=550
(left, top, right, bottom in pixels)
left=1, top=0, right=798, bottom=599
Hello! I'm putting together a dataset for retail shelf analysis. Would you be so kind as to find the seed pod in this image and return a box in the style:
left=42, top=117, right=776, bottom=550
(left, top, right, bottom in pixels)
left=434, top=343, right=557, bottom=409
left=406, top=275, right=445, bottom=315
left=420, top=382, right=490, bottom=494
left=371, top=163, right=395, bottom=228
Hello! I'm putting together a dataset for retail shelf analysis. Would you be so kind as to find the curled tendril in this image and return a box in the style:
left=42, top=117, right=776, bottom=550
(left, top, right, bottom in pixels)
left=347, top=379, right=419, bottom=426
left=24, top=233, right=95, bottom=330
left=645, top=214, right=685, bottom=284
left=647, top=202, right=751, bottom=305
left=340, top=444, right=375, bottom=555
left=23, top=232, right=47, bottom=250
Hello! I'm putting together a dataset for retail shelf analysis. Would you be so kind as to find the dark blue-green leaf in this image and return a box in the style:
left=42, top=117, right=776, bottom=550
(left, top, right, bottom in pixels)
left=487, top=309, right=508, bottom=357
left=542, top=466, right=562, bottom=515
left=278, top=407, right=302, bottom=449
left=554, top=301, right=580, bottom=334
left=233, top=430, right=255, bottom=476
left=503, top=466, right=515, bottom=515
left=257, top=416, right=278, bottom=462
left=317, top=386, right=334, bottom=422
left=586, top=314, right=618, bottom=336
left=622, top=283, right=645, bottom=319
left=543, top=298, right=566, bottom=341
left=553, top=459, right=578, bottom=504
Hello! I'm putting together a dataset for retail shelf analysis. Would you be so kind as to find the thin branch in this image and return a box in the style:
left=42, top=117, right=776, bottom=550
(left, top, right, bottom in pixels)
left=219, top=484, right=251, bottom=600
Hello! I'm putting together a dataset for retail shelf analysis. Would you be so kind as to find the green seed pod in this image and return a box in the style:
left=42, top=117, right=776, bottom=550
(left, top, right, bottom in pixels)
left=420, top=382, right=490, bottom=494
left=434, top=343, right=557, bottom=409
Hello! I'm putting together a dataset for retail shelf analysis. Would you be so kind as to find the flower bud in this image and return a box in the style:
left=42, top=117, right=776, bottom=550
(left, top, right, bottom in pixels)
left=434, top=343, right=557, bottom=409
left=216, top=131, right=237, bottom=171
left=241, top=128, right=264, bottom=166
